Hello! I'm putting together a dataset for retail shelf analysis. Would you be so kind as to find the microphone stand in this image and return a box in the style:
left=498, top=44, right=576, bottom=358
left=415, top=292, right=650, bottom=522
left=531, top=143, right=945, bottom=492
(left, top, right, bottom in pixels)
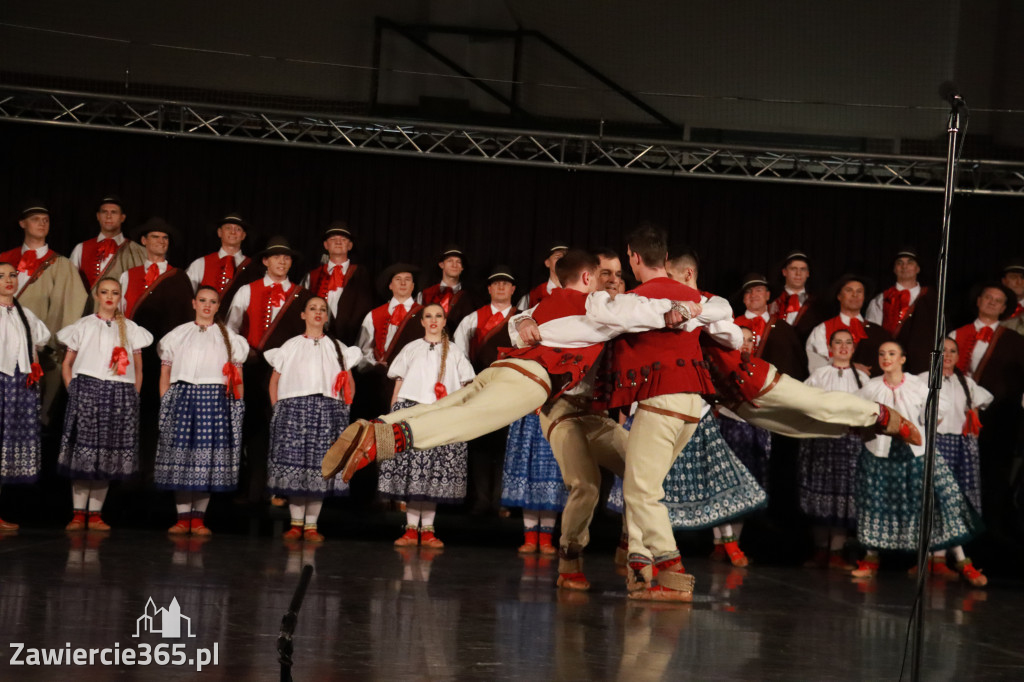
left=910, top=95, right=966, bottom=682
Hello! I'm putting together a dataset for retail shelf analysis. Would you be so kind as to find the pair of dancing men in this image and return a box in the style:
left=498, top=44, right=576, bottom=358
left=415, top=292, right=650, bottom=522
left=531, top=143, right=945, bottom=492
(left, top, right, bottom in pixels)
left=322, top=225, right=921, bottom=602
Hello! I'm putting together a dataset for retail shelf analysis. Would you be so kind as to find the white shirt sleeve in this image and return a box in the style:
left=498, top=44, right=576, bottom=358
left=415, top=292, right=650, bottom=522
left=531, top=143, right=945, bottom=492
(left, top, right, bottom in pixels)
left=118, top=271, right=130, bottom=313
left=705, top=320, right=744, bottom=351
left=452, top=345, right=477, bottom=384
left=584, top=291, right=671, bottom=333
left=128, top=321, right=154, bottom=351
left=805, top=323, right=830, bottom=374
left=386, top=342, right=413, bottom=380
left=865, top=293, right=884, bottom=325
left=507, top=307, right=538, bottom=349
left=693, top=295, right=733, bottom=326
left=69, top=242, right=83, bottom=269
left=453, top=314, right=476, bottom=357
left=226, top=285, right=250, bottom=334
left=968, top=376, right=994, bottom=412
left=185, top=257, right=205, bottom=292
left=357, top=311, right=377, bottom=369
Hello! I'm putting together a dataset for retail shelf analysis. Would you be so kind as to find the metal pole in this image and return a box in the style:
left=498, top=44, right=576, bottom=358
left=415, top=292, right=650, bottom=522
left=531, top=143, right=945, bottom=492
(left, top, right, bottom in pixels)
left=909, top=97, right=964, bottom=682
left=278, top=564, right=314, bottom=682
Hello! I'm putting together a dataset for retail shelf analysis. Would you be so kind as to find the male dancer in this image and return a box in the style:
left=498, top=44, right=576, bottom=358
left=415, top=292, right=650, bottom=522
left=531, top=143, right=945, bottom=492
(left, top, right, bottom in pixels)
left=0, top=202, right=88, bottom=425
left=518, top=241, right=569, bottom=309
left=301, top=220, right=374, bottom=345
left=865, top=247, right=937, bottom=373
left=768, top=250, right=825, bottom=341
left=806, top=274, right=890, bottom=376
left=734, top=273, right=807, bottom=380
left=419, top=244, right=475, bottom=335
left=185, top=212, right=260, bottom=311
left=70, top=194, right=147, bottom=306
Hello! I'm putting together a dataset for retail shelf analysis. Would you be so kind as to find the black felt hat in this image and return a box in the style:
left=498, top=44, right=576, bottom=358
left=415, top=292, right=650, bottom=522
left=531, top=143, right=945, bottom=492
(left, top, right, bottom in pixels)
left=781, top=249, right=810, bottom=267
left=894, top=246, right=919, bottom=263
left=831, top=272, right=874, bottom=301
left=376, top=262, right=420, bottom=299
left=739, top=272, right=769, bottom=293
left=97, top=194, right=125, bottom=212
left=19, top=201, right=49, bottom=220
left=545, top=240, right=570, bottom=257
left=322, top=220, right=353, bottom=241
left=438, top=243, right=464, bottom=262
left=257, top=235, right=302, bottom=260
left=218, top=212, right=249, bottom=230
left=131, top=217, right=182, bottom=243
left=487, top=264, right=516, bottom=284
left=1001, top=258, right=1024, bottom=276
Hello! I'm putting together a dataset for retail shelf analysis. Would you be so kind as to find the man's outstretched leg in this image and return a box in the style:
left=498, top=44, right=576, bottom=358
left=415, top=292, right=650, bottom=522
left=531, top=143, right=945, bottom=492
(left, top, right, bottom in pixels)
left=323, top=359, right=550, bottom=481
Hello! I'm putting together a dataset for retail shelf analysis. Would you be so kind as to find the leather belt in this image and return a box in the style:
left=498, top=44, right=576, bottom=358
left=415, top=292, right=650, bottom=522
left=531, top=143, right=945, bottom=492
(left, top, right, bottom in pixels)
left=545, top=411, right=591, bottom=441
left=492, top=361, right=551, bottom=396
left=636, top=403, right=700, bottom=423
left=753, top=370, right=783, bottom=400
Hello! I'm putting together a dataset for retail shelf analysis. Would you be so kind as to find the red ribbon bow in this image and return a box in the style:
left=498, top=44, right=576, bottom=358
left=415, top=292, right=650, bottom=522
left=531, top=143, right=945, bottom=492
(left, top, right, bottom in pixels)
left=16, top=250, right=38, bottom=275
left=738, top=316, right=766, bottom=346
left=333, top=370, right=354, bottom=404
left=434, top=381, right=448, bottom=400
left=26, top=362, right=43, bottom=387
left=221, top=255, right=235, bottom=282
left=784, top=293, right=801, bottom=315
left=389, top=305, right=408, bottom=327
left=846, top=317, right=868, bottom=344
left=1012, top=302, right=1023, bottom=319
left=267, top=283, right=285, bottom=308
left=222, top=362, right=243, bottom=399
left=144, top=263, right=160, bottom=286
left=976, top=326, right=994, bottom=344
left=109, top=346, right=130, bottom=376
left=962, top=408, right=983, bottom=437
left=96, top=239, right=118, bottom=261
left=437, top=287, right=453, bottom=314
left=318, top=265, right=346, bottom=297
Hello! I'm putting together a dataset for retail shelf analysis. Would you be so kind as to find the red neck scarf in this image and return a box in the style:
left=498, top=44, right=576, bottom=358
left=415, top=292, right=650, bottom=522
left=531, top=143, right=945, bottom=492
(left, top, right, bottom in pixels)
left=317, top=264, right=346, bottom=297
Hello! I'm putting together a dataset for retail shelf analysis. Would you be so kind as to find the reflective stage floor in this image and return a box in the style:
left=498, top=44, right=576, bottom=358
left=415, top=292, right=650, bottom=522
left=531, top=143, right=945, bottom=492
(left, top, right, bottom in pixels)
left=1, top=525, right=1022, bottom=681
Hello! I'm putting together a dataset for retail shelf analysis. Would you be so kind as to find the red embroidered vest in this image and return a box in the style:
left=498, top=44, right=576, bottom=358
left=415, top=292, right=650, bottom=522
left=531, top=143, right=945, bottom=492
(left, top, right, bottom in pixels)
left=124, top=264, right=175, bottom=318
left=80, top=237, right=121, bottom=288
left=528, top=281, right=556, bottom=308
left=200, top=252, right=249, bottom=293
left=501, top=289, right=603, bottom=400
left=598, top=278, right=712, bottom=409
left=368, top=301, right=421, bottom=361
left=471, top=306, right=513, bottom=358
left=244, top=279, right=294, bottom=348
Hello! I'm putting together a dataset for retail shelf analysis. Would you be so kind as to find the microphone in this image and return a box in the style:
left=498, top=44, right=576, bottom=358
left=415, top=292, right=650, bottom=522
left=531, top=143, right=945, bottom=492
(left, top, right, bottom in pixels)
left=938, top=81, right=966, bottom=109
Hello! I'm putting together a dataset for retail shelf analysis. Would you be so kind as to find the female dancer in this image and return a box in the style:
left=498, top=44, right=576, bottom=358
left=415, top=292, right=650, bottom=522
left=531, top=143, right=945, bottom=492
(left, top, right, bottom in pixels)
left=0, top=262, right=49, bottom=531
left=851, top=341, right=981, bottom=578
left=380, top=303, right=475, bottom=548
left=798, top=329, right=868, bottom=570
left=156, top=286, right=249, bottom=535
left=915, top=338, right=991, bottom=586
left=58, top=277, right=153, bottom=531
left=266, top=296, right=362, bottom=542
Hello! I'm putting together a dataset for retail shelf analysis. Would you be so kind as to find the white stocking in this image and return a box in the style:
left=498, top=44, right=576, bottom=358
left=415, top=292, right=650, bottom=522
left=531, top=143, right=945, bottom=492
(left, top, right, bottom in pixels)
left=174, top=491, right=193, bottom=516
left=87, top=482, right=108, bottom=512
left=289, top=497, right=307, bottom=525
left=419, top=502, right=437, bottom=528
left=304, top=499, right=323, bottom=526
left=522, top=509, right=540, bottom=531
left=406, top=500, right=422, bottom=529
left=72, top=481, right=90, bottom=510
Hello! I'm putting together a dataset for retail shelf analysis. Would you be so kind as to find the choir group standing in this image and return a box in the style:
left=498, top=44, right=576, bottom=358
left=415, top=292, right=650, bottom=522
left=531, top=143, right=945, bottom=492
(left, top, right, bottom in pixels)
left=2, top=197, right=1023, bottom=598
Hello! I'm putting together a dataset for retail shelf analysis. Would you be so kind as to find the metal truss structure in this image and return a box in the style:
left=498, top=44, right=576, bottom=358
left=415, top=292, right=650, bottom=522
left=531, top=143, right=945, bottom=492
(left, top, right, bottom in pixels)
left=3, top=85, right=1024, bottom=196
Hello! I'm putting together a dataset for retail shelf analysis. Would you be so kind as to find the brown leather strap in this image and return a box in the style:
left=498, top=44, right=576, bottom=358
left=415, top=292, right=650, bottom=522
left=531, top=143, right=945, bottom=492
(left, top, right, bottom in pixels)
left=754, top=370, right=783, bottom=400
left=973, top=326, right=1005, bottom=383
left=636, top=403, right=699, bottom=423
left=545, top=411, right=590, bottom=440
left=492, top=360, right=551, bottom=397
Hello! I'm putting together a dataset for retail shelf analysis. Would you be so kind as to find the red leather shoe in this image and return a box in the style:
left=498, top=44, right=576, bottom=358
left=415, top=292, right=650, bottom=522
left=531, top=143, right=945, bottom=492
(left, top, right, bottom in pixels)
left=724, top=540, right=749, bottom=568
left=537, top=531, right=557, bottom=556
left=87, top=512, right=110, bottom=532
left=0, top=517, right=20, bottom=532
left=851, top=559, right=879, bottom=578
left=303, top=527, right=325, bottom=544
left=394, top=527, right=419, bottom=547
left=420, top=528, right=444, bottom=549
left=957, top=559, right=988, bottom=587
left=167, top=520, right=191, bottom=535
left=190, top=518, right=212, bottom=537
left=283, top=525, right=303, bottom=541
left=518, top=529, right=539, bottom=554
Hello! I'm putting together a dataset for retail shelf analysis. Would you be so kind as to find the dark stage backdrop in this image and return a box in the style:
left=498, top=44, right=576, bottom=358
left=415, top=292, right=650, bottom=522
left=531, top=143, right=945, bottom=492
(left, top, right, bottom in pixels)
left=1, top=123, right=1021, bottom=326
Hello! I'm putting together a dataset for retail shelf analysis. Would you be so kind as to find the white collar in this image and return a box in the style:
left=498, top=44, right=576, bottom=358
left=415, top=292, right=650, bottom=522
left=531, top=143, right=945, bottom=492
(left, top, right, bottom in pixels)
left=144, top=259, right=168, bottom=271
left=745, top=310, right=769, bottom=322
left=490, top=303, right=512, bottom=315
left=546, top=278, right=560, bottom=293
left=326, top=259, right=350, bottom=272
left=21, top=244, right=49, bottom=257
left=839, top=312, right=864, bottom=324
left=894, top=282, right=920, bottom=294
left=97, top=233, right=125, bottom=244
left=217, top=248, right=245, bottom=262
left=389, top=297, right=414, bottom=313
left=785, top=287, right=805, bottom=297
left=263, top=275, right=291, bottom=288
left=974, top=319, right=998, bottom=331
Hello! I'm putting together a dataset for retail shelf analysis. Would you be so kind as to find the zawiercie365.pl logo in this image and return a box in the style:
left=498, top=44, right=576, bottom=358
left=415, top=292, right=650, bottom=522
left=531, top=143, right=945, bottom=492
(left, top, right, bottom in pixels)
left=9, top=597, right=219, bottom=671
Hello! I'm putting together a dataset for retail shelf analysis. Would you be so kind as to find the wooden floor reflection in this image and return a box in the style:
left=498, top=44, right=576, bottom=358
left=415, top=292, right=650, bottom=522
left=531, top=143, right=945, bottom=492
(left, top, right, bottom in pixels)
left=0, top=530, right=1019, bottom=680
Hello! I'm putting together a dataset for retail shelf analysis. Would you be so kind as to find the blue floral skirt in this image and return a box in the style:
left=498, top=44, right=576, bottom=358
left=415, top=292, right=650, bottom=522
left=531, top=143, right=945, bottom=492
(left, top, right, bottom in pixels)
left=58, top=375, right=139, bottom=480
left=935, top=433, right=981, bottom=513
left=500, top=413, right=567, bottom=511
left=268, top=395, right=351, bottom=497
left=855, top=441, right=982, bottom=551
left=718, top=414, right=771, bottom=492
left=797, top=434, right=862, bottom=529
left=0, top=370, right=41, bottom=484
left=155, top=383, right=244, bottom=492
left=607, top=412, right=766, bottom=529
left=378, top=399, right=466, bottom=503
